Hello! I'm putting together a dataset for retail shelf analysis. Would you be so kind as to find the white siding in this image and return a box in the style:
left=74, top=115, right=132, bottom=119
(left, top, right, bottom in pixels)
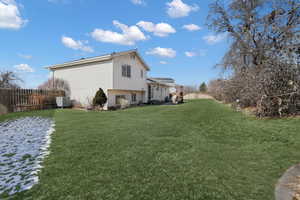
left=53, top=60, right=113, bottom=108
left=112, top=54, right=148, bottom=102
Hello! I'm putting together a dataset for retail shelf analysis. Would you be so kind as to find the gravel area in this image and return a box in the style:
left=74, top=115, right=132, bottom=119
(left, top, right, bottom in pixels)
left=0, top=117, right=55, bottom=196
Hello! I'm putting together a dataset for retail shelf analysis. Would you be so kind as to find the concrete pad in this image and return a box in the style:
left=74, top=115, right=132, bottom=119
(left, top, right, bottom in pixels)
left=275, top=164, right=300, bottom=200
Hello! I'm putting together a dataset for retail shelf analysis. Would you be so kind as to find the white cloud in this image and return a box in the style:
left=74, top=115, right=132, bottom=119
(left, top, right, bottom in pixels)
left=18, top=53, right=32, bottom=59
left=91, top=20, right=147, bottom=46
left=203, top=33, right=227, bottom=45
left=185, top=51, right=197, bottom=57
left=14, top=64, right=34, bottom=73
left=160, top=61, right=168, bottom=65
left=0, top=0, right=27, bottom=30
left=166, top=0, right=198, bottom=18
left=146, top=47, right=176, bottom=58
left=137, top=21, right=176, bottom=37
left=61, top=36, right=94, bottom=53
left=183, top=24, right=201, bottom=31
left=131, top=0, right=145, bottom=5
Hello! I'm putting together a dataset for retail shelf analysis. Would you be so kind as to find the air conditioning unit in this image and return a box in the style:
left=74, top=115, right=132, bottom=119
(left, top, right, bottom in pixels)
left=56, top=97, right=71, bottom=108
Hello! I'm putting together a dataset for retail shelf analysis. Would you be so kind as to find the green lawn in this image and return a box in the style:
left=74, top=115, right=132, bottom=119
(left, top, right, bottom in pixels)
left=2, top=100, right=300, bottom=200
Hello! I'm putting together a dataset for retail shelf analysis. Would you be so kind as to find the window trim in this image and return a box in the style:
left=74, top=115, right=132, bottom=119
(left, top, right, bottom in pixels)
left=116, top=95, right=126, bottom=105
left=122, top=64, right=131, bottom=78
left=127, top=65, right=131, bottom=78
left=131, top=93, right=137, bottom=102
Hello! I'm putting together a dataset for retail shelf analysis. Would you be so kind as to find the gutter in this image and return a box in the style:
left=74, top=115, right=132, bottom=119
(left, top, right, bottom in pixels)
left=46, top=55, right=112, bottom=70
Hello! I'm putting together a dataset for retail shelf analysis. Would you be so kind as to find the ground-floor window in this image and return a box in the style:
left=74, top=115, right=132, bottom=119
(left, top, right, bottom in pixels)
left=131, top=93, right=137, bottom=102
left=151, top=87, right=154, bottom=98
left=116, top=95, right=126, bottom=105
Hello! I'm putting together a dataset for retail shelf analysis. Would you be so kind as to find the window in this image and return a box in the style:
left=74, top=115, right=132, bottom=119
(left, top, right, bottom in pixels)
left=122, top=65, right=126, bottom=77
left=151, top=87, right=154, bottom=98
left=131, top=93, right=137, bottom=102
left=130, top=54, right=136, bottom=60
left=122, top=65, right=131, bottom=78
left=141, top=70, right=143, bottom=78
left=127, top=65, right=131, bottom=78
left=116, top=95, right=126, bottom=105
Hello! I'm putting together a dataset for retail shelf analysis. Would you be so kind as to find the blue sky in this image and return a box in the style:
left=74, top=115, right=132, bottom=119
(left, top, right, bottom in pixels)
left=0, top=0, right=229, bottom=88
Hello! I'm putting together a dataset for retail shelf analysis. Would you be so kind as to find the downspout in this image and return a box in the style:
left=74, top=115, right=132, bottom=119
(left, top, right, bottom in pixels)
left=52, top=70, right=55, bottom=89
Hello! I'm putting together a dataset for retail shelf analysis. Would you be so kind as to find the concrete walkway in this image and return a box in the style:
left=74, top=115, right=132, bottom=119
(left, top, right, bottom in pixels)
left=275, top=164, right=300, bottom=200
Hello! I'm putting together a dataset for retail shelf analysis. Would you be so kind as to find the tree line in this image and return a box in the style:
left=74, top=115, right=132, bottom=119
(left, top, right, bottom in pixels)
left=207, top=0, right=300, bottom=117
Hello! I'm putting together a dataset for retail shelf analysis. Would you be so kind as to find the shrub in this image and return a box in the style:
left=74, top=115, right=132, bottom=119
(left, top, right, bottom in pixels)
left=0, top=104, right=8, bottom=115
left=93, top=88, right=107, bottom=108
left=208, top=79, right=226, bottom=101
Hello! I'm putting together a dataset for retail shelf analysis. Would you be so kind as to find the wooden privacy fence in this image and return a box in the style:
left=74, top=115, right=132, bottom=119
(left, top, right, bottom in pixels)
left=0, top=89, right=65, bottom=114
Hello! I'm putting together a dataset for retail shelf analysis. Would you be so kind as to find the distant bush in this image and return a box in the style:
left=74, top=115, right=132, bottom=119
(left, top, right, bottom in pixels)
left=38, top=78, right=70, bottom=97
left=199, top=82, right=207, bottom=93
left=183, top=85, right=198, bottom=94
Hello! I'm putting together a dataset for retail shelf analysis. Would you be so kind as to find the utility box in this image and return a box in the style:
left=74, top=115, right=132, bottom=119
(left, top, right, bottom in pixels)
left=56, top=97, right=71, bottom=108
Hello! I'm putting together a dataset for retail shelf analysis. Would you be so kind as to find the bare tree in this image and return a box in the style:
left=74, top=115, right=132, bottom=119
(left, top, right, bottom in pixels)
left=207, top=0, right=300, bottom=117
left=38, top=78, right=71, bottom=97
left=183, top=85, right=199, bottom=94
left=208, top=79, right=226, bottom=101
left=0, top=71, right=22, bottom=89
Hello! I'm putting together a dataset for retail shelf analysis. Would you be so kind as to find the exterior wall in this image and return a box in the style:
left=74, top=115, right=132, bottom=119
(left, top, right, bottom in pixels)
left=112, top=54, right=148, bottom=102
left=53, top=60, right=113, bottom=109
left=149, top=84, right=169, bottom=102
left=51, top=52, right=152, bottom=109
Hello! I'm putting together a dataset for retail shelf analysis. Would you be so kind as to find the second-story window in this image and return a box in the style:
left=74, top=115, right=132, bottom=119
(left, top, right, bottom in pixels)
left=122, top=65, right=131, bottom=78
left=122, top=65, right=126, bottom=77
left=141, top=69, right=143, bottom=78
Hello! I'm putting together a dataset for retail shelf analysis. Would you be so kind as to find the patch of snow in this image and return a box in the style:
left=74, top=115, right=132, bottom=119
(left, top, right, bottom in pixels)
left=0, top=117, right=55, bottom=196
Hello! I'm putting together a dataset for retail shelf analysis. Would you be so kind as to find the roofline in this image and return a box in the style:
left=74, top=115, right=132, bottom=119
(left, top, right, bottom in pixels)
left=147, top=78, right=170, bottom=87
left=133, top=51, right=150, bottom=71
left=148, top=77, right=175, bottom=80
left=46, top=49, right=150, bottom=71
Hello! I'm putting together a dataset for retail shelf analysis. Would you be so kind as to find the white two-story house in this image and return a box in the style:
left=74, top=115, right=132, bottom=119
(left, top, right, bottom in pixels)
left=47, top=50, right=150, bottom=110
